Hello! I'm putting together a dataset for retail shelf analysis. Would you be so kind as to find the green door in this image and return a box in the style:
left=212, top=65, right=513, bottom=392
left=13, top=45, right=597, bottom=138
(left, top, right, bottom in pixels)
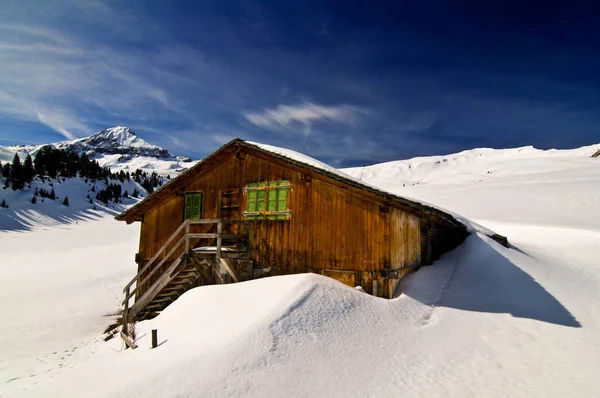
left=184, top=193, right=202, bottom=220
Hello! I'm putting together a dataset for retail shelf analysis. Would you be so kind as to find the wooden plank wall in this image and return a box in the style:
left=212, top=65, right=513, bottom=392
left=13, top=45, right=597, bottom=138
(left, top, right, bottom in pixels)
left=390, top=209, right=421, bottom=270
left=137, top=150, right=427, bottom=297
left=306, top=178, right=389, bottom=273
left=138, top=196, right=184, bottom=260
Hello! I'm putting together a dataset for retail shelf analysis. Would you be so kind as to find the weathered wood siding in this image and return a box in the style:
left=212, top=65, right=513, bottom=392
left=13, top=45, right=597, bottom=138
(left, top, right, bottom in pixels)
left=390, top=209, right=421, bottom=270
left=138, top=195, right=184, bottom=260
left=137, top=148, right=426, bottom=296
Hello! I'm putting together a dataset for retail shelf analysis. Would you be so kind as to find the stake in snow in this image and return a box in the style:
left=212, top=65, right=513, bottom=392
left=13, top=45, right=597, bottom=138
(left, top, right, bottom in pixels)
left=1, top=134, right=599, bottom=398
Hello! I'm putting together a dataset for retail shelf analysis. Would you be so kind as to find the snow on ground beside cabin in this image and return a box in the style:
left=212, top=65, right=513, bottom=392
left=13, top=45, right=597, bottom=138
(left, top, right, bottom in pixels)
left=5, top=227, right=599, bottom=397
left=0, top=217, right=138, bottom=394
left=1, top=144, right=600, bottom=397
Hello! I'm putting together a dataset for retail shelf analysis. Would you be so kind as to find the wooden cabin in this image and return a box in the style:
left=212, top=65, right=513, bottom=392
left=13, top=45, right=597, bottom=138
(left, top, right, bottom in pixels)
left=115, top=139, right=469, bottom=336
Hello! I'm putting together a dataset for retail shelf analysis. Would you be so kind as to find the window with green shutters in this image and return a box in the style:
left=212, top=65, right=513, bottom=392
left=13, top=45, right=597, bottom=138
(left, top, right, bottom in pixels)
left=244, top=180, right=290, bottom=220
left=184, top=193, right=202, bottom=220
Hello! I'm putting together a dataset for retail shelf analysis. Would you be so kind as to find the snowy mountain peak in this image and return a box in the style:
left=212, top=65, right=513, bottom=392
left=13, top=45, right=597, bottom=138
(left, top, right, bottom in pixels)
left=0, top=126, right=196, bottom=178
left=56, top=126, right=172, bottom=159
left=97, top=126, right=137, bottom=141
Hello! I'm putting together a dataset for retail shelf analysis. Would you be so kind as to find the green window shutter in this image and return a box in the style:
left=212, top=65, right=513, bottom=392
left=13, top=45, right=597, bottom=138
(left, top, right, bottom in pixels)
left=267, top=189, right=278, bottom=212
left=277, top=188, right=287, bottom=211
left=192, top=193, right=202, bottom=220
left=184, top=194, right=192, bottom=220
left=256, top=190, right=265, bottom=212
left=247, top=190, right=257, bottom=212
left=246, top=182, right=286, bottom=220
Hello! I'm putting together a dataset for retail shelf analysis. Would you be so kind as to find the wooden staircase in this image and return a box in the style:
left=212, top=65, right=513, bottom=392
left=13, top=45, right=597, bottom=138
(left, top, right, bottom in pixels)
left=121, top=219, right=250, bottom=344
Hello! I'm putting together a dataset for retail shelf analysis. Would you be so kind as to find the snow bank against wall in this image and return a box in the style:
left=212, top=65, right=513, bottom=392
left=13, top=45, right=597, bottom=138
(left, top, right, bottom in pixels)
left=19, top=226, right=599, bottom=398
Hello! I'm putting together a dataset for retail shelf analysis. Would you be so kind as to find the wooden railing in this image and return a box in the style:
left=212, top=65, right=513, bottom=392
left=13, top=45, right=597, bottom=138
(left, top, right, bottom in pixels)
left=122, top=219, right=249, bottom=334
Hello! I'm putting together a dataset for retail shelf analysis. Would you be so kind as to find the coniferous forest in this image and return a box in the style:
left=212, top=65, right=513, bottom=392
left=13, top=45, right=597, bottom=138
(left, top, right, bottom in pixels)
left=0, top=147, right=166, bottom=207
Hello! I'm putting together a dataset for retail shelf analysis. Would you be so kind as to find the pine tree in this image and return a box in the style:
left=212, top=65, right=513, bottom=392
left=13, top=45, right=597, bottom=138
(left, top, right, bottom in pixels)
left=1, top=163, right=10, bottom=179
left=11, top=153, right=24, bottom=190
left=23, top=154, right=35, bottom=183
left=33, top=148, right=45, bottom=176
left=62, top=196, right=69, bottom=206
left=31, top=195, right=37, bottom=204
left=50, top=188, right=56, bottom=200
left=1, top=199, right=8, bottom=208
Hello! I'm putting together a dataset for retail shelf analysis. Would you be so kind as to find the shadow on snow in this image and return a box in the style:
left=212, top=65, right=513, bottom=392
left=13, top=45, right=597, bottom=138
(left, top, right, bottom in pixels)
left=0, top=205, right=122, bottom=232
left=400, top=233, right=581, bottom=328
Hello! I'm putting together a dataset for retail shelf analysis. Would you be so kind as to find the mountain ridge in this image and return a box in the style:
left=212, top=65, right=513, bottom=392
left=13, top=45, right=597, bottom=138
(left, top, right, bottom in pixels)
left=1, top=126, right=194, bottom=176
left=6, top=126, right=174, bottom=159
left=54, top=126, right=173, bottom=159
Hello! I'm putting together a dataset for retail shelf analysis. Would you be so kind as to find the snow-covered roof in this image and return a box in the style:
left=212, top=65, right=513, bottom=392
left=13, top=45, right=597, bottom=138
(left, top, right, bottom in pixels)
left=116, top=139, right=470, bottom=231
left=247, top=141, right=503, bottom=238
left=247, top=142, right=351, bottom=179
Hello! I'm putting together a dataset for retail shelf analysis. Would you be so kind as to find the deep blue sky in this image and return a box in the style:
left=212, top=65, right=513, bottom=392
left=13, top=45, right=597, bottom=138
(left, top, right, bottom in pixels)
left=0, top=0, right=599, bottom=166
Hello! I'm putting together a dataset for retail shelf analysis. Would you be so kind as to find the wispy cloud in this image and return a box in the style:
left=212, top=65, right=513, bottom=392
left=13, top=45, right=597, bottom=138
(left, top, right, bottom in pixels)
left=35, top=111, right=78, bottom=140
left=244, top=102, right=365, bottom=136
left=1, top=1, right=597, bottom=166
left=0, top=6, right=188, bottom=140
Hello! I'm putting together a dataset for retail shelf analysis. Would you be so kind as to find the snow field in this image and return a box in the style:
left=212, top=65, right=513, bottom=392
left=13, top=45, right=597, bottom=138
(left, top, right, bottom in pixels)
left=1, top=143, right=599, bottom=397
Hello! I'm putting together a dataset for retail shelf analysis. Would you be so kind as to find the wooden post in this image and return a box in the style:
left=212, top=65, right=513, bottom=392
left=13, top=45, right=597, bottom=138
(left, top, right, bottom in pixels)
left=152, top=329, right=158, bottom=349
left=219, top=258, right=240, bottom=283
left=120, top=331, right=137, bottom=349
left=373, top=279, right=379, bottom=297
left=215, top=221, right=223, bottom=281
left=185, top=221, right=190, bottom=252
left=122, top=287, right=130, bottom=335
left=216, top=221, right=223, bottom=260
